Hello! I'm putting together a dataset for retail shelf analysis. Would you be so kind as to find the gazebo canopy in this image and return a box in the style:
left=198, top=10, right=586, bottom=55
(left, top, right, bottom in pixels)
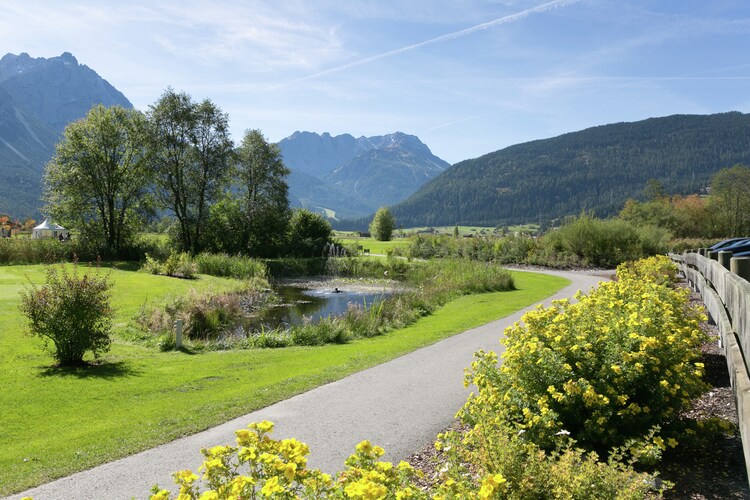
left=33, top=218, right=65, bottom=231
left=32, top=219, right=69, bottom=239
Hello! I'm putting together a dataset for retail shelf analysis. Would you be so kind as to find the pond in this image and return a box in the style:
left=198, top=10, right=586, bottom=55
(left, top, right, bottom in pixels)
left=241, top=284, right=394, bottom=334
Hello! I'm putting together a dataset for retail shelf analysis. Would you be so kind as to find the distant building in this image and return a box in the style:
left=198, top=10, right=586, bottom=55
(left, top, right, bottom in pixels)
left=32, top=219, right=69, bottom=239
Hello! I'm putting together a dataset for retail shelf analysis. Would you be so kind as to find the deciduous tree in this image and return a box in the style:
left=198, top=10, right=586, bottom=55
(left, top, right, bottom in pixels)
left=709, top=164, right=750, bottom=236
left=288, top=209, right=332, bottom=257
left=148, top=88, right=233, bottom=253
left=205, top=130, right=291, bottom=257
left=44, top=105, right=152, bottom=256
left=369, top=206, right=396, bottom=241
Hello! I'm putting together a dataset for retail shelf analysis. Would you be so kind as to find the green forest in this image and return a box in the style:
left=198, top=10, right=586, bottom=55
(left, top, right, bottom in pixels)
left=372, top=112, right=750, bottom=229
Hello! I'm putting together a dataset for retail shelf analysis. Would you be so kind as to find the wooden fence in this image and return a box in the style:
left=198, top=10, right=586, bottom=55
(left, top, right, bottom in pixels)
left=670, top=251, right=750, bottom=486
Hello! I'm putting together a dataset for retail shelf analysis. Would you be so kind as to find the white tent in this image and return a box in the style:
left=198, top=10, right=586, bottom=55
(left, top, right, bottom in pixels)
left=32, top=219, right=69, bottom=240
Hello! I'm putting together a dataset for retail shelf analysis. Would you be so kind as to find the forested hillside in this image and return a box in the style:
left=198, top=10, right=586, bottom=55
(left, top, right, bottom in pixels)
left=381, top=112, right=750, bottom=228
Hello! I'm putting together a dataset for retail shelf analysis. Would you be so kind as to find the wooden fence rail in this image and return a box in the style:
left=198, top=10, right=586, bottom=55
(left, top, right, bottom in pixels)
left=670, top=252, right=750, bottom=487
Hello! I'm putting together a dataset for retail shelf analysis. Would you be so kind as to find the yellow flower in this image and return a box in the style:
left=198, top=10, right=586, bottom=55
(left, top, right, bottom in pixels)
left=197, top=491, right=219, bottom=500
left=261, top=476, right=285, bottom=497
left=356, top=440, right=374, bottom=455
left=206, top=445, right=231, bottom=457
left=238, top=445, right=257, bottom=462
left=251, top=420, right=275, bottom=433
left=376, top=461, right=393, bottom=472
left=230, top=475, right=256, bottom=495
left=235, top=429, right=252, bottom=445
left=344, top=478, right=388, bottom=499
left=396, top=487, right=415, bottom=499
left=478, top=473, right=507, bottom=499
left=283, top=462, right=297, bottom=481
left=150, top=490, right=171, bottom=500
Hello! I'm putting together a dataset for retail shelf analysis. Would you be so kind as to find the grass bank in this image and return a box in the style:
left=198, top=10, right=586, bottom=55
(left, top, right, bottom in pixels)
left=336, top=236, right=409, bottom=255
left=0, top=265, right=567, bottom=495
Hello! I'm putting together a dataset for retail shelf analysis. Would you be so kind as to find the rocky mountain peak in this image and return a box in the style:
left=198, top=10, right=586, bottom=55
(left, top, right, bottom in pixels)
left=0, top=52, right=132, bottom=134
left=0, top=51, right=134, bottom=217
left=279, top=130, right=449, bottom=220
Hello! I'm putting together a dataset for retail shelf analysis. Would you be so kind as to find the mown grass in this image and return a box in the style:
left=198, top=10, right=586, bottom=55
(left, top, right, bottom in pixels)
left=0, top=265, right=568, bottom=495
left=336, top=236, right=409, bottom=255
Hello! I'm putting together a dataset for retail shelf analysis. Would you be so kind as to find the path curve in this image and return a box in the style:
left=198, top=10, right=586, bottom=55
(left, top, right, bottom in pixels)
left=8, top=269, right=606, bottom=500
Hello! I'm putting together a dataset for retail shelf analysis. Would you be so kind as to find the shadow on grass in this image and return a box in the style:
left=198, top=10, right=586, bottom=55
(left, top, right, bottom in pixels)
left=95, top=261, right=141, bottom=272
left=38, top=360, right=140, bottom=379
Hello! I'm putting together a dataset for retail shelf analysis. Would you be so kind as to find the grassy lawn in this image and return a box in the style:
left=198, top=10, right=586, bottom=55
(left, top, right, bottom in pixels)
left=336, top=235, right=410, bottom=255
left=0, top=265, right=568, bottom=495
left=399, top=224, right=541, bottom=236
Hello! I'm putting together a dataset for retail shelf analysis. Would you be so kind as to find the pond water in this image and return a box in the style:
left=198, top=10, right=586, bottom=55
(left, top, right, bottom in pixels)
left=242, top=285, right=393, bottom=334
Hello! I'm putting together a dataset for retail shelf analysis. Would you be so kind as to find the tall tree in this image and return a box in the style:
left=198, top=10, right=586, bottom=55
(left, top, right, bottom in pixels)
left=234, top=129, right=291, bottom=256
left=710, top=164, right=750, bottom=236
left=44, top=105, right=152, bottom=256
left=148, top=88, right=233, bottom=253
left=369, top=206, right=396, bottom=241
left=205, top=130, right=291, bottom=256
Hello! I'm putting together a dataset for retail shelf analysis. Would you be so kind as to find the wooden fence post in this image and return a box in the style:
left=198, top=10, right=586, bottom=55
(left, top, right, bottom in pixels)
left=719, top=251, right=733, bottom=270
left=731, top=257, right=750, bottom=282
left=175, top=319, right=183, bottom=349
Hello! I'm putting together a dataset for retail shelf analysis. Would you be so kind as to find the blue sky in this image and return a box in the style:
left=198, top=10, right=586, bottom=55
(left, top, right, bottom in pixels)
left=3, top=0, right=750, bottom=163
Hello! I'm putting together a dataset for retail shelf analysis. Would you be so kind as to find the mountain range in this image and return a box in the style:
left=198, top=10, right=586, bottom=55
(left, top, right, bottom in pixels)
left=0, top=52, right=132, bottom=217
left=278, top=131, right=449, bottom=219
left=2, top=52, right=750, bottom=231
left=353, top=112, right=750, bottom=230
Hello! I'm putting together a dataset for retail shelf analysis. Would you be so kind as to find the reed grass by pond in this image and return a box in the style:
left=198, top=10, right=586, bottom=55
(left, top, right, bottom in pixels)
left=0, top=263, right=568, bottom=495
left=135, top=258, right=517, bottom=350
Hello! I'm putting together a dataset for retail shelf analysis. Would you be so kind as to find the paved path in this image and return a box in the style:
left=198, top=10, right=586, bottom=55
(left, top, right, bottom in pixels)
left=8, top=269, right=605, bottom=500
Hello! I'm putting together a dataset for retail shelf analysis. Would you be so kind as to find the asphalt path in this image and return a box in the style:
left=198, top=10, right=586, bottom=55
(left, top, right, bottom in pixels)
left=8, top=269, right=606, bottom=500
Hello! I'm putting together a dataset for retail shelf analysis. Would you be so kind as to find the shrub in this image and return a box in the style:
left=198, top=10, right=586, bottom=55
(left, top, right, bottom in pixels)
left=150, top=419, right=658, bottom=500
left=461, top=257, right=708, bottom=458
left=193, top=253, right=267, bottom=279
left=287, top=209, right=333, bottom=257
left=265, top=257, right=328, bottom=277
left=291, top=319, right=350, bottom=346
left=616, top=254, right=678, bottom=286
left=150, top=421, right=425, bottom=500
left=19, top=263, right=113, bottom=365
left=136, top=279, right=271, bottom=343
left=0, top=237, right=80, bottom=265
left=141, top=251, right=196, bottom=279
left=407, top=216, right=671, bottom=268
left=435, top=423, right=662, bottom=499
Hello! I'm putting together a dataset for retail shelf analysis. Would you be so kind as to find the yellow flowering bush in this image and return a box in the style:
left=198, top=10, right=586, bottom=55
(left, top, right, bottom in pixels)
left=150, top=421, right=427, bottom=500
left=145, top=256, right=707, bottom=499
left=461, top=256, right=708, bottom=458
left=615, top=255, right=678, bottom=286
left=433, top=426, right=660, bottom=500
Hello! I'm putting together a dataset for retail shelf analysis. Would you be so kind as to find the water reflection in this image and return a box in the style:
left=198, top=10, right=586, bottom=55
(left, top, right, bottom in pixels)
left=243, top=285, right=392, bottom=333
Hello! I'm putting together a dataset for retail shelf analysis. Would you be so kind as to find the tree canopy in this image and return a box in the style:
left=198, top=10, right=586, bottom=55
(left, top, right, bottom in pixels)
left=44, top=104, right=152, bottom=255
left=205, top=130, right=291, bottom=257
left=710, top=164, right=750, bottom=236
left=369, top=206, right=396, bottom=241
left=148, top=88, right=233, bottom=254
left=288, top=209, right=333, bottom=257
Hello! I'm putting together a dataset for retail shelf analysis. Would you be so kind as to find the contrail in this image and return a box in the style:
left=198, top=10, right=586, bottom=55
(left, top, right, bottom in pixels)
left=267, top=0, right=581, bottom=90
